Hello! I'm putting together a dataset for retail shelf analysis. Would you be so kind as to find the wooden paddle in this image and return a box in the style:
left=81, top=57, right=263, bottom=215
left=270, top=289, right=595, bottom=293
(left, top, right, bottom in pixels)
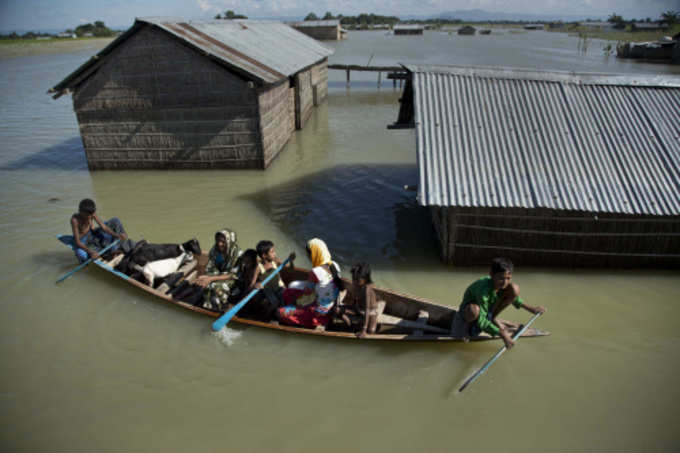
left=211, top=256, right=292, bottom=331
left=458, top=311, right=543, bottom=393
left=56, top=238, right=121, bottom=284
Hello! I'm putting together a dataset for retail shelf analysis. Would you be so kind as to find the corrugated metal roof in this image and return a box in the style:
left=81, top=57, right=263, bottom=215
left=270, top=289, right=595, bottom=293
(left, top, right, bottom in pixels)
left=404, top=64, right=680, bottom=216
left=289, top=20, right=340, bottom=27
left=50, top=18, right=333, bottom=93
left=143, top=18, right=333, bottom=84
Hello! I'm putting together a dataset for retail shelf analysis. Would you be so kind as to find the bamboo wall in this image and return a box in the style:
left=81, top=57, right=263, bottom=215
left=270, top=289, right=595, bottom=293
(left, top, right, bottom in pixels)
left=431, top=206, right=680, bottom=268
left=294, top=68, right=313, bottom=130
left=292, top=25, right=342, bottom=40
left=258, top=80, right=295, bottom=168
left=310, top=60, right=328, bottom=107
left=73, top=25, right=263, bottom=169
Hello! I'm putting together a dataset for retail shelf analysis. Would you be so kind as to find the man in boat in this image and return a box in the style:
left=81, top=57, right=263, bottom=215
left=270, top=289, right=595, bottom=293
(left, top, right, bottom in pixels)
left=69, top=198, right=128, bottom=262
left=453, top=257, right=546, bottom=348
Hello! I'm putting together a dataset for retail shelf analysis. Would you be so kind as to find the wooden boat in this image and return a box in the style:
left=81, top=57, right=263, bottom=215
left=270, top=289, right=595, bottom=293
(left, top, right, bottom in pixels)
left=58, top=237, right=549, bottom=341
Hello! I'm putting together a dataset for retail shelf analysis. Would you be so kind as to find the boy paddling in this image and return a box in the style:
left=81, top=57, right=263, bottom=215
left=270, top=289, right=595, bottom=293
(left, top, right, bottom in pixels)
left=70, top=198, right=128, bottom=262
left=453, top=257, right=546, bottom=348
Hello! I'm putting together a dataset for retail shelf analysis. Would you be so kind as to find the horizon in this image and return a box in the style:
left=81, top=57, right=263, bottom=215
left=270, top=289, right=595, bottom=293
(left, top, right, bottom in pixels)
left=1, top=0, right=677, bottom=34
left=0, top=0, right=678, bottom=33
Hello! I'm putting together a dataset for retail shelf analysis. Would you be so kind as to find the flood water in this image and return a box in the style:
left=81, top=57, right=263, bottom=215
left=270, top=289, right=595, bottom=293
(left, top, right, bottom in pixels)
left=1, top=30, right=679, bottom=452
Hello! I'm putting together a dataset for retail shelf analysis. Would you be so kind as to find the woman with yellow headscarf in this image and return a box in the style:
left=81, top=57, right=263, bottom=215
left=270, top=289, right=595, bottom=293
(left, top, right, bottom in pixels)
left=277, top=238, right=344, bottom=328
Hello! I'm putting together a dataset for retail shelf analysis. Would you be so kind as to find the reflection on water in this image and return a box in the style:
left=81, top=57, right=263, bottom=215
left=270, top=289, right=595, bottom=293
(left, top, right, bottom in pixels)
left=241, top=163, right=438, bottom=268
left=1, top=29, right=679, bottom=453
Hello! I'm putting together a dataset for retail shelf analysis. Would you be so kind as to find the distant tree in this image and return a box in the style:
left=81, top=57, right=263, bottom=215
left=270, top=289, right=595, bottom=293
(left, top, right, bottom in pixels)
left=660, top=10, right=678, bottom=26
left=322, top=12, right=334, bottom=20
left=216, top=10, right=247, bottom=19
left=304, top=12, right=319, bottom=21
left=607, top=13, right=626, bottom=29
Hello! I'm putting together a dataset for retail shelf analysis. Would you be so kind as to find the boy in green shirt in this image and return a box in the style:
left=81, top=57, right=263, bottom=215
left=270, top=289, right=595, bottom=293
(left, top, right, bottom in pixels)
left=453, top=257, right=545, bottom=348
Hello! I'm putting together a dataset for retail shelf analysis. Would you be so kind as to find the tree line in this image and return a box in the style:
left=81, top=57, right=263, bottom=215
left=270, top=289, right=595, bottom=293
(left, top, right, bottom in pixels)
left=1, top=20, right=116, bottom=40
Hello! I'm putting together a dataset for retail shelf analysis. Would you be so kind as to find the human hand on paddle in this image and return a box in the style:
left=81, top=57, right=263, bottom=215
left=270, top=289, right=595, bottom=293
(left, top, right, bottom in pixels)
left=499, top=328, right=515, bottom=349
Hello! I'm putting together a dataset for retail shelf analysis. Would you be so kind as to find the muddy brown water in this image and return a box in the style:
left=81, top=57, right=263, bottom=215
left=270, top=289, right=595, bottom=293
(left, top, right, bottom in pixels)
left=1, top=30, right=678, bottom=452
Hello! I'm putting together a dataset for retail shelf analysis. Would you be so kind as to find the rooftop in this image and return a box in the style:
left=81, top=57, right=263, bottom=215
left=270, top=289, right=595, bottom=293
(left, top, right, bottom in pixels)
left=51, top=18, right=334, bottom=94
left=395, top=64, right=680, bottom=216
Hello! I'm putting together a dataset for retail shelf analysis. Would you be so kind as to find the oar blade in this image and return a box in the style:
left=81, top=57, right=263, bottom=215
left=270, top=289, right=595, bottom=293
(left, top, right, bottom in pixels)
left=211, top=256, right=291, bottom=331
left=457, top=312, right=543, bottom=393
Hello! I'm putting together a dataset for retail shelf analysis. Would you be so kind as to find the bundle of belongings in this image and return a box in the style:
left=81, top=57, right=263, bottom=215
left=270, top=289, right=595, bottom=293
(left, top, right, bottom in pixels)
left=114, top=239, right=205, bottom=306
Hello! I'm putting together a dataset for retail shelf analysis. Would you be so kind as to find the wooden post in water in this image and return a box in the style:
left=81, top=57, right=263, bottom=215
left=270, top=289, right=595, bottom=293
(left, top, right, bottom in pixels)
left=393, top=72, right=397, bottom=88
left=378, top=71, right=382, bottom=87
left=346, top=68, right=350, bottom=86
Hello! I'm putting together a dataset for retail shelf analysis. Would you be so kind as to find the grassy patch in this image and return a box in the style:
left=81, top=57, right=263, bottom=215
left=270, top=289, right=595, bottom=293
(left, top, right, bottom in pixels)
left=548, top=24, right=680, bottom=43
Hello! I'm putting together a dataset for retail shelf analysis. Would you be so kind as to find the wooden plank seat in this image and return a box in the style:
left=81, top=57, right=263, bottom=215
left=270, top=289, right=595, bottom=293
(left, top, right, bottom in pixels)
left=377, top=310, right=450, bottom=335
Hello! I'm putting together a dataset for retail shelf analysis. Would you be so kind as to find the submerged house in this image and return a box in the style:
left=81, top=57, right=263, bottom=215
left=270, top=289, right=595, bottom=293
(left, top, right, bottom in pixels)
left=394, top=24, right=424, bottom=35
left=289, top=20, right=346, bottom=40
left=49, top=18, right=334, bottom=170
left=391, top=65, right=680, bottom=268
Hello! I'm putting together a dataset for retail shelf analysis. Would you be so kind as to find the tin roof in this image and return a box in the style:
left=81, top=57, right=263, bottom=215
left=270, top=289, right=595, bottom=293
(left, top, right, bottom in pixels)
left=400, top=64, right=680, bottom=216
left=50, top=18, right=333, bottom=93
left=289, top=20, right=340, bottom=27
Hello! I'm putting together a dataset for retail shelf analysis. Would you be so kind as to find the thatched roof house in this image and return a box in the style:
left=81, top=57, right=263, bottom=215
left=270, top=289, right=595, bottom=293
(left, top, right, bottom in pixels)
left=391, top=65, right=680, bottom=268
left=49, top=18, right=334, bottom=170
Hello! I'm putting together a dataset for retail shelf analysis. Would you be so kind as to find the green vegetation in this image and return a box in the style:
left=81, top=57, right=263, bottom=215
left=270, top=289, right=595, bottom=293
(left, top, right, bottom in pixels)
left=547, top=10, right=680, bottom=43
left=0, top=20, right=116, bottom=42
left=74, top=21, right=115, bottom=37
left=214, top=10, right=247, bottom=19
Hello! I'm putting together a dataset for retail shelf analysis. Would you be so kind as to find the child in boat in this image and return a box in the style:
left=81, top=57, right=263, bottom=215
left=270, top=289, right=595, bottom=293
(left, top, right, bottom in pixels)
left=249, top=240, right=286, bottom=308
left=196, top=229, right=240, bottom=311
left=336, top=262, right=384, bottom=338
left=277, top=238, right=344, bottom=329
left=234, top=246, right=286, bottom=321
left=69, top=198, right=127, bottom=262
left=452, top=257, right=546, bottom=348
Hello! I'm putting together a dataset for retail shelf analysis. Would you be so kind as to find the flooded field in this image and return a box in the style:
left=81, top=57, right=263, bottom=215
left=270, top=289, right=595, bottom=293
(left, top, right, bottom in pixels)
left=0, top=29, right=679, bottom=453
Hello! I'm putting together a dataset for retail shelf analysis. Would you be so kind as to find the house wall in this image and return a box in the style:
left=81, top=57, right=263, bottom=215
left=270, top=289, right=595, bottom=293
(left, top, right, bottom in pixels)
left=431, top=206, right=680, bottom=268
left=394, top=29, right=424, bottom=35
left=293, top=59, right=328, bottom=130
left=258, top=80, right=295, bottom=168
left=72, top=24, right=264, bottom=169
left=293, top=25, right=341, bottom=40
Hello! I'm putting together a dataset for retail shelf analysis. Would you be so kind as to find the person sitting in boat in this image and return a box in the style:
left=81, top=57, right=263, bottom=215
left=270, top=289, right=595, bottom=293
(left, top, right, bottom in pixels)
left=227, top=247, right=280, bottom=321
left=249, top=240, right=287, bottom=308
left=452, top=257, right=546, bottom=348
left=336, top=261, right=384, bottom=338
left=277, top=238, right=344, bottom=329
left=69, top=198, right=127, bottom=262
left=196, top=229, right=240, bottom=311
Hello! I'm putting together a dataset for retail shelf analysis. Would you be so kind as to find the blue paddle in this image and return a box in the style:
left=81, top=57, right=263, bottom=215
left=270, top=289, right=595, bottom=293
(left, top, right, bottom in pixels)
left=458, top=311, right=543, bottom=392
left=212, top=256, right=291, bottom=331
left=56, top=238, right=121, bottom=284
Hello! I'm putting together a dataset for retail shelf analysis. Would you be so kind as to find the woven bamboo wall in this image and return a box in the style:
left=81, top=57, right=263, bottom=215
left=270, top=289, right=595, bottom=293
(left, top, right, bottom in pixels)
left=431, top=206, right=680, bottom=268
left=72, top=24, right=263, bottom=169
left=294, top=68, right=314, bottom=130
left=310, top=60, right=328, bottom=106
left=258, top=80, right=295, bottom=168
left=293, top=26, right=341, bottom=40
